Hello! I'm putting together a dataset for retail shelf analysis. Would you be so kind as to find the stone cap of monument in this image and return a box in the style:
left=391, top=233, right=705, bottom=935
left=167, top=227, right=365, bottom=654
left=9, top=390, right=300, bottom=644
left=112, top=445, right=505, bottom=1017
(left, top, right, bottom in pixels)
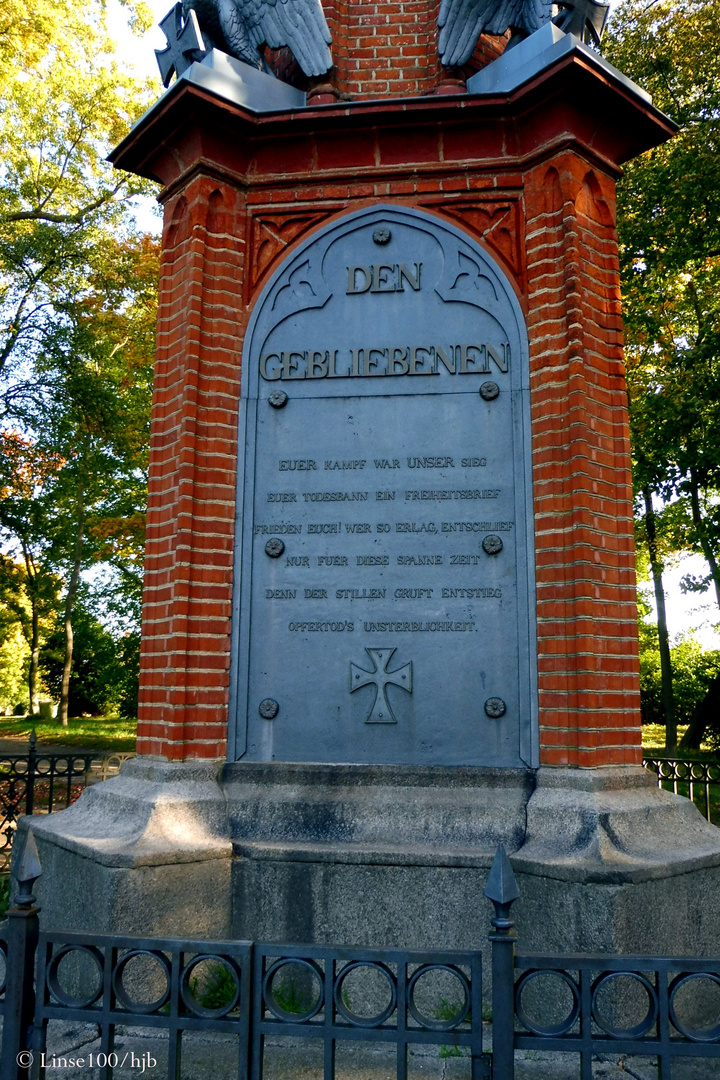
left=467, top=22, right=651, bottom=100
left=174, top=49, right=306, bottom=113
left=109, top=21, right=676, bottom=191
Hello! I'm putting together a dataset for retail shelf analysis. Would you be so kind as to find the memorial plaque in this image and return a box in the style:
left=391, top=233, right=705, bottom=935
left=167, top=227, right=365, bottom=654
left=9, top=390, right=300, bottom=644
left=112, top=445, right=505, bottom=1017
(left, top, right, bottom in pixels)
left=229, top=205, right=538, bottom=767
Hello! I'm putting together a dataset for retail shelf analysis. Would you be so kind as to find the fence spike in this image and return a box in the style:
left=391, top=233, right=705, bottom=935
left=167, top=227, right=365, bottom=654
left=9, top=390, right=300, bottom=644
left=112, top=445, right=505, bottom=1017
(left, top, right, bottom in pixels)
left=14, top=827, right=42, bottom=908
left=484, top=843, right=520, bottom=907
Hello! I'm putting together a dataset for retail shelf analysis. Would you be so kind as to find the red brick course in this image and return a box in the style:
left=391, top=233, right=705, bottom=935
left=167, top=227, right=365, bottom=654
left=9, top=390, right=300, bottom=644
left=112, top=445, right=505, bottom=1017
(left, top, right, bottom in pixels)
left=116, top=66, right=673, bottom=766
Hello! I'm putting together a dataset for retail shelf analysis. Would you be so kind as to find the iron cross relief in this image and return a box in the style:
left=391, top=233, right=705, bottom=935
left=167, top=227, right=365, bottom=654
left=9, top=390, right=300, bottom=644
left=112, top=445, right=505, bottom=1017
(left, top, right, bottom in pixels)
left=155, top=3, right=208, bottom=87
left=350, top=648, right=413, bottom=723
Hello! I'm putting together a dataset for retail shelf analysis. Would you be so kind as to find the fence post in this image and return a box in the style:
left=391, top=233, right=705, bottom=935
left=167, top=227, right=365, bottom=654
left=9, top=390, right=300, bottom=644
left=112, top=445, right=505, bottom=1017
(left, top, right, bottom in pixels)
left=2, top=828, right=42, bottom=1080
left=484, top=844, right=520, bottom=1080
left=24, top=731, right=37, bottom=817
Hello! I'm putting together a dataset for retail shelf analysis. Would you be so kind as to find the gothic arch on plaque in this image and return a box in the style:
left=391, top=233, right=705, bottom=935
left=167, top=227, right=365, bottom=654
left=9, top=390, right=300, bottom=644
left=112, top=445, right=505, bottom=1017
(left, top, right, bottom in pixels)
left=229, top=205, right=538, bottom=767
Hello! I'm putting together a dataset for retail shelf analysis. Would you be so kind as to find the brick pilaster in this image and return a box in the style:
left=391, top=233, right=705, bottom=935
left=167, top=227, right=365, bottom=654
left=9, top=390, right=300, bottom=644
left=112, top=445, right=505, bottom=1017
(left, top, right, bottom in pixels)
left=525, top=154, right=641, bottom=767
left=138, top=176, right=248, bottom=759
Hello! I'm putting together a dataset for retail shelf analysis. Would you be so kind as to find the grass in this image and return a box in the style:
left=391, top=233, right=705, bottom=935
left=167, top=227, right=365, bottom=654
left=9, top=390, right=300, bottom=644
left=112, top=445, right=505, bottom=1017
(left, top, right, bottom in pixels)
left=0, top=716, right=711, bottom=758
left=642, top=724, right=691, bottom=754
left=640, top=723, right=720, bottom=758
left=190, top=960, right=238, bottom=1011
left=0, top=715, right=136, bottom=752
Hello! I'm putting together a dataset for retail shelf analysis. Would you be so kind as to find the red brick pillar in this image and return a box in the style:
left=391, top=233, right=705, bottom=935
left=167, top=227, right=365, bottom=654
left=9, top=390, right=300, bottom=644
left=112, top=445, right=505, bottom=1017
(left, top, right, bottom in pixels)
left=525, top=154, right=641, bottom=768
left=111, top=48, right=673, bottom=766
left=140, top=175, right=248, bottom=759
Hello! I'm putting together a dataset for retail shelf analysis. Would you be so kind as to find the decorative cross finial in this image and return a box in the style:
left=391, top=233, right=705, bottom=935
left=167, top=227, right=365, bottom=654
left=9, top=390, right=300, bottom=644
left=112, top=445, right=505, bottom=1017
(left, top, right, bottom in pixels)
left=13, top=827, right=42, bottom=909
left=350, top=647, right=412, bottom=723
left=553, top=0, right=610, bottom=47
left=155, top=3, right=208, bottom=88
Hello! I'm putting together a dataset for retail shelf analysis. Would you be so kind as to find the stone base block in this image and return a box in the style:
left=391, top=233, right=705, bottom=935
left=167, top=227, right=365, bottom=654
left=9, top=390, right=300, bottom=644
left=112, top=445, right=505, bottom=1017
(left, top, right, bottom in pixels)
left=21, top=759, right=720, bottom=974
left=22, top=757, right=232, bottom=939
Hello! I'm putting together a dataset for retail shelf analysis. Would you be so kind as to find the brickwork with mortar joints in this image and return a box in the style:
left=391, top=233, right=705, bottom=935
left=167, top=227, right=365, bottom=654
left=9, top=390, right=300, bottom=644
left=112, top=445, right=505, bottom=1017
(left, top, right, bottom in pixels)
left=123, top=56, right=672, bottom=768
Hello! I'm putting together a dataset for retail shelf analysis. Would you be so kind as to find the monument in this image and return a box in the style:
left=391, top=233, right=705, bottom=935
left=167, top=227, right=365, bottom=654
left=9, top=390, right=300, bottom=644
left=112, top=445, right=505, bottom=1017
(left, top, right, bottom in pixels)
left=24, top=0, right=720, bottom=968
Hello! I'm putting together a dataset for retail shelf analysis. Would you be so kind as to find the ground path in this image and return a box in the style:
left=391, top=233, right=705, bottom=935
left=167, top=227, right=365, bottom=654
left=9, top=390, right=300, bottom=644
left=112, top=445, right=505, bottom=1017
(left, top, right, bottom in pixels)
left=29, top=1021, right=720, bottom=1078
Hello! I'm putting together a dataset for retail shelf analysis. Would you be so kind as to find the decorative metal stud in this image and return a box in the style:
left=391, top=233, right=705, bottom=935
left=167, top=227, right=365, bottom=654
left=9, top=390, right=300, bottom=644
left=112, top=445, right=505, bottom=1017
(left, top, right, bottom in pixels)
left=265, top=538, right=285, bottom=558
left=485, top=697, right=506, bottom=719
left=373, top=227, right=391, bottom=245
left=259, top=699, right=279, bottom=720
left=269, top=390, right=288, bottom=408
left=482, top=534, right=503, bottom=555
left=480, top=381, right=500, bottom=401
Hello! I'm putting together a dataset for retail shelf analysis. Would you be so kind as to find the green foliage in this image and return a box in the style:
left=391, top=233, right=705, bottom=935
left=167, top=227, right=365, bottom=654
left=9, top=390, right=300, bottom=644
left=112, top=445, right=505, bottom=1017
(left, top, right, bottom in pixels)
left=40, top=604, right=127, bottom=716
left=0, top=874, right=9, bottom=919
left=435, top=998, right=471, bottom=1059
left=270, top=975, right=316, bottom=1016
left=190, top=962, right=238, bottom=1011
left=0, top=622, right=29, bottom=710
left=0, top=714, right=136, bottom=750
left=116, top=631, right=140, bottom=719
left=605, top=0, right=720, bottom=613
left=638, top=620, right=720, bottom=729
left=0, top=1, right=160, bottom=723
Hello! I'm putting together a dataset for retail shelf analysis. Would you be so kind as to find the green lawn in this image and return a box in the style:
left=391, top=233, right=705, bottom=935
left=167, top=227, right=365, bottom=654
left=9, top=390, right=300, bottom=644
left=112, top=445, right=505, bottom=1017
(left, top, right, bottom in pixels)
left=0, top=715, right=136, bottom=752
left=0, top=716, right=712, bottom=758
left=641, top=723, right=719, bottom=757
left=642, top=723, right=690, bottom=754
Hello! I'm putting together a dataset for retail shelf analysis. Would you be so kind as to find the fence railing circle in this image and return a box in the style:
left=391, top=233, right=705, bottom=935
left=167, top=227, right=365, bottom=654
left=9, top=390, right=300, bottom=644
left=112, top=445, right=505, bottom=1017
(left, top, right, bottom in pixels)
left=112, top=948, right=172, bottom=1013
left=333, top=960, right=397, bottom=1027
left=47, top=944, right=104, bottom=1008
left=669, top=972, right=720, bottom=1042
left=591, top=971, right=658, bottom=1039
left=406, top=963, right=470, bottom=1031
left=515, top=969, right=580, bottom=1036
left=262, top=957, right=324, bottom=1023
left=179, top=953, right=242, bottom=1018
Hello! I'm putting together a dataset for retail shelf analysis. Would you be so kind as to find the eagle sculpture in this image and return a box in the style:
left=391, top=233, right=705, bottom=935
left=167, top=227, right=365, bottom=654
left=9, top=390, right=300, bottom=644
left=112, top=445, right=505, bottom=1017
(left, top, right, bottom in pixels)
left=156, top=0, right=332, bottom=85
left=438, top=0, right=608, bottom=68
left=183, top=0, right=332, bottom=75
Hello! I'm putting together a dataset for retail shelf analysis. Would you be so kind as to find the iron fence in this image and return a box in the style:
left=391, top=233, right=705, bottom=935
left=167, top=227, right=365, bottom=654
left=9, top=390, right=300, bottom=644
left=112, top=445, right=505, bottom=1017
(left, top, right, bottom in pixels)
left=251, top=942, right=484, bottom=1079
left=485, top=845, right=720, bottom=1079
left=643, top=755, right=720, bottom=823
left=3, top=831, right=720, bottom=1078
left=32, top=931, right=252, bottom=1080
left=0, top=732, right=135, bottom=870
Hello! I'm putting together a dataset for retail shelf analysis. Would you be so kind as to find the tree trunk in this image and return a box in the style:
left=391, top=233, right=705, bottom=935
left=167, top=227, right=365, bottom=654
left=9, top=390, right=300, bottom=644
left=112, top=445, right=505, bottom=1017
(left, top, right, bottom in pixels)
left=21, top=545, right=40, bottom=715
left=679, top=672, right=720, bottom=751
left=59, top=485, right=85, bottom=727
left=689, top=467, right=720, bottom=613
left=28, top=601, right=40, bottom=715
left=643, top=486, right=676, bottom=752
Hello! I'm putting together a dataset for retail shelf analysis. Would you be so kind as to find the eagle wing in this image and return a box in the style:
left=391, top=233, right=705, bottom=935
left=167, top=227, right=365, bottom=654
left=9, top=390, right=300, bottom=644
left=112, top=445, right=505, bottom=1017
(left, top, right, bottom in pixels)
left=232, top=0, right=332, bottom=76
left=438, top=0, right=550, bottom=67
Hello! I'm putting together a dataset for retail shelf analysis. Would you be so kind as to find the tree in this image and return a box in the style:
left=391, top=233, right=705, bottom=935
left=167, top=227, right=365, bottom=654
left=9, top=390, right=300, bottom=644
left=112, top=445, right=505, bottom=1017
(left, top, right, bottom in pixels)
left=605, top=0, right=720, bottom=746
left=29, top=234, right=157, bottom=725
left=637, top=611, right=720, bottom=738
left=0, top=0, right=160, bottom=723
left=0, top=0, right=158, bottom=416
left=606, top=0, right=720, bottom=608
left=41, top=602, right=126, bottom=716
left=0, top=231, right=157, bottom=724
left=0, top=433, right=63, bottom=711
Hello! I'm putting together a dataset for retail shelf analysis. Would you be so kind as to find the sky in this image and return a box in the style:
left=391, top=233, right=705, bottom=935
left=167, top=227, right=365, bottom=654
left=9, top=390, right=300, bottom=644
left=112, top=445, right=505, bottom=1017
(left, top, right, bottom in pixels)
left=106, top=1, right=720, bottom=652
left=108, top=0, right=172, bottom=83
